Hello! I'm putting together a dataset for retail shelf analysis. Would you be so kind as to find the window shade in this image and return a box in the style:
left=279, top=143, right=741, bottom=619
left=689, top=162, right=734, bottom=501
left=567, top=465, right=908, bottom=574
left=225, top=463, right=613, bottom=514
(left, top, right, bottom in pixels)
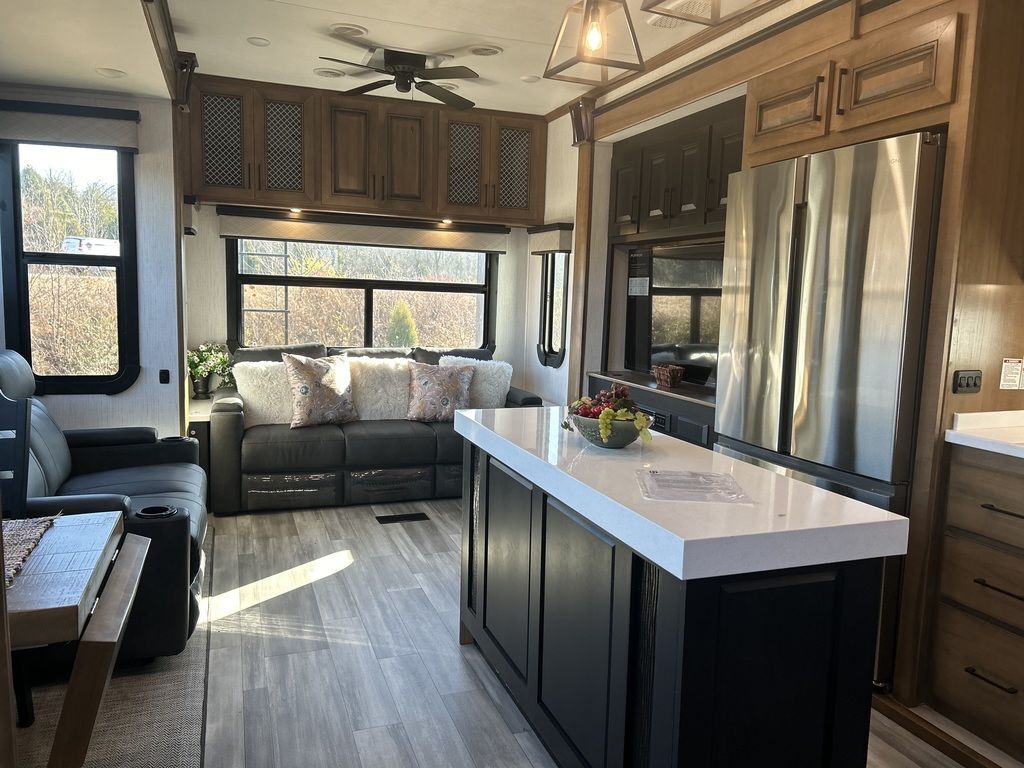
left=0, top=105, right=139, bottom=151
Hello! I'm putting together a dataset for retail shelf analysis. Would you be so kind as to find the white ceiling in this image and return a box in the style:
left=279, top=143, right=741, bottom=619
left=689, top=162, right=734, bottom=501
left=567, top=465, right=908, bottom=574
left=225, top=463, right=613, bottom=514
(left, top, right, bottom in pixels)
left=0, top=0, right=169, bottom=99
left=169, top=0, right=724, bottom=114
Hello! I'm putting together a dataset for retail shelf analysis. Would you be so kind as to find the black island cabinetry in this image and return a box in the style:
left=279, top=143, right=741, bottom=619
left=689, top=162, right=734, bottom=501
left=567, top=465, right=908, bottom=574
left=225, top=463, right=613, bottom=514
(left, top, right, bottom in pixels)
left=459, top=443, right=885, bottom=768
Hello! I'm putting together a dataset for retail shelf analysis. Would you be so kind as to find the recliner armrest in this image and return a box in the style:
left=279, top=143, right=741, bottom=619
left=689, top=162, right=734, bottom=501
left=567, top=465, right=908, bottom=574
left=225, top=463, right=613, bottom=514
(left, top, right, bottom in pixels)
left=68, top=438, right=199, bottom=477
left=212, top=387, right=243, bottom=413
left=505, top=386, right=544, bottom=408
left=64, top=427, right=158, bottom=449
left=26, top=493, right=132, bottom=518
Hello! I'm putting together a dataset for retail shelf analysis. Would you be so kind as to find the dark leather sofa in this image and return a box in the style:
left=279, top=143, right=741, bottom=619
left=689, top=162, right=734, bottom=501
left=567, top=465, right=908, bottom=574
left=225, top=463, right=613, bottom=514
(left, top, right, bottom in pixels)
left=210, top=343, right=543, bottom=516
left=0, top=350, right=207, bottom=659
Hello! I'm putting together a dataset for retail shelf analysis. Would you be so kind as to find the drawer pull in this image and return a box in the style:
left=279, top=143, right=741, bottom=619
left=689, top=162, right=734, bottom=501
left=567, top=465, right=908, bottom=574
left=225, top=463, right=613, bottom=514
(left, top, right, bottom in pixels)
left=964, top=666, right=1019, bottom=695
left=981, top=502, right=1024, bottom=521
left=974, top=577, right=1024, bottom=602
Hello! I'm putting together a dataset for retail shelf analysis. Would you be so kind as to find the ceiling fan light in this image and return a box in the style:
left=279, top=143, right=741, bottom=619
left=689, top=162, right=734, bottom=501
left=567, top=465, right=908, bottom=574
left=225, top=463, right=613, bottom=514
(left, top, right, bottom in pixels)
left=640, top=0, right=772, bottom=26
left=544, top=0, right=645, bottom=86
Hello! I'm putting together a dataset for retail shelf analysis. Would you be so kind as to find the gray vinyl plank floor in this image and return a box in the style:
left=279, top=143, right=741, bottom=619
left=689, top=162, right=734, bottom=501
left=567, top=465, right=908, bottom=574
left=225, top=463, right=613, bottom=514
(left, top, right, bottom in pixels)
left=204, top=500, right=966, bottom=768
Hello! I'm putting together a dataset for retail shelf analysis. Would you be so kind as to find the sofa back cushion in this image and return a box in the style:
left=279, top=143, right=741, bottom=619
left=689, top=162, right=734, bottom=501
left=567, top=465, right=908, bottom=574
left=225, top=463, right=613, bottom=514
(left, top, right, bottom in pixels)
left=233, top=361, right=293, bottom=427
left=439, top=356, right=513, bottom=409
left=347, top=357, right=413, bottom=421
left=328, top=347, right=412, bottom=359
left=27, top=399, right=72, bottom=496
left=233, top=343, right=327, bottom=364
left=413, top=347, right=493, bottom=365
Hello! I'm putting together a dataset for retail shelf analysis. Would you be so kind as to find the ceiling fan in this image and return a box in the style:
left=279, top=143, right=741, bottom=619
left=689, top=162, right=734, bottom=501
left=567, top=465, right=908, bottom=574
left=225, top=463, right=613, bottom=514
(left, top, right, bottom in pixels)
left=319, top=50, right=479, bottom=109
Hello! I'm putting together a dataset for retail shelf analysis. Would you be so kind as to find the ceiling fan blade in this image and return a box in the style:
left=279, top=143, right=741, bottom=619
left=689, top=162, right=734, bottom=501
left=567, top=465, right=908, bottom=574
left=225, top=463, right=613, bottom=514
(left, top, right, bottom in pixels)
left=416, top=81, right=475, bottom=110
left=415, top=65, right=479, bottom=81
left=319, top=56, right=388, bottom=74
left=348, top=79, right=395, bottom=95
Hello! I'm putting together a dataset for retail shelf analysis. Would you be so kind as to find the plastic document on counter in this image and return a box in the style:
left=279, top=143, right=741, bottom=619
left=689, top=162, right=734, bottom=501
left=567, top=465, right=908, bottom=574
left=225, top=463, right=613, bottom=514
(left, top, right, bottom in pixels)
left=636, top=469, right=754, bottom=504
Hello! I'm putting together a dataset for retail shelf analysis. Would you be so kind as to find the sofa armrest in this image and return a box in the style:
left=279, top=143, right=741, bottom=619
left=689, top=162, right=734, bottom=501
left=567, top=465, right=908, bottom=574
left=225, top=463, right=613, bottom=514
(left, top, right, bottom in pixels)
left=64, top=427, right=158, bottom=449
left=505, top=386, right=544, bottom=408
left=210, top=395, right=244, bottom=515
left=26, top=493, right=132, bottom=518
left=68, top=437, right=199, bottom=477
left=212, top=387, right=243, bottom=414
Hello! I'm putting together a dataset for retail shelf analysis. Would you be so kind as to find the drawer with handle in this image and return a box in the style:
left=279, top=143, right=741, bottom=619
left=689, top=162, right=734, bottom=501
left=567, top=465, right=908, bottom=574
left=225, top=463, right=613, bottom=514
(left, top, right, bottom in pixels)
left=940, top=533, right=1024, bottom=632
left=930, top=602, right=1024, bottom=761
left=946, top=446, right=1024, bottom=549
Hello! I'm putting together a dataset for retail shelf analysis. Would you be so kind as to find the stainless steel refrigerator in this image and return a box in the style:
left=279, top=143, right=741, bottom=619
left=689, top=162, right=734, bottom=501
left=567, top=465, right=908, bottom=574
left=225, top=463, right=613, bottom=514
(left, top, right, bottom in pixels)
left=715, top=132, right=945, bottom=687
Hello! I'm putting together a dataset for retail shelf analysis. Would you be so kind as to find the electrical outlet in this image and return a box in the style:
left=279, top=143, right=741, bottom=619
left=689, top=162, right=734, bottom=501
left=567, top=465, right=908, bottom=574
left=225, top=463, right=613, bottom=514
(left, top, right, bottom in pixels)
left=953, top=369, right=982, bottom=394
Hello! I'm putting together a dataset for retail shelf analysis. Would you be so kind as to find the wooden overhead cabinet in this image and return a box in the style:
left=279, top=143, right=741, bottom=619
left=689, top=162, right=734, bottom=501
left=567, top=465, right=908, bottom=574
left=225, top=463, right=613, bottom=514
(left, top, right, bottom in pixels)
left=439, top=111, right=546, bottom=224
left=745, top=58, right=835, bottom=155
left=191, top=77, right=318, bottom=205
left=609, top=146, right=641, bottom=236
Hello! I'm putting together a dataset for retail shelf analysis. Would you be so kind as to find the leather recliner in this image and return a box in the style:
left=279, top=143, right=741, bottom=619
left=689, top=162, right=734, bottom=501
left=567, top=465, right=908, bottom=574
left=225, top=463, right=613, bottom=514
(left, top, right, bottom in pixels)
left=0, top=350, right=208, bottom=659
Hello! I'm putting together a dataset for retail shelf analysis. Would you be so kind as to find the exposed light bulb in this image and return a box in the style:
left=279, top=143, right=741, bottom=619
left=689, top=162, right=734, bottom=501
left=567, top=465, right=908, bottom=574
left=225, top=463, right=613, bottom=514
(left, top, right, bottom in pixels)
left=585, top=20, right=604, bottom=52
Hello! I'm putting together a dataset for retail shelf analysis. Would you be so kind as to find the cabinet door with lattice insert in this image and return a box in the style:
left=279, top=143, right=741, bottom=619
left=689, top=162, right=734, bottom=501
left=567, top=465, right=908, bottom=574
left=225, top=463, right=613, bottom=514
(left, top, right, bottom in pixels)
left=491, top=116, right=546, bottom=225
left=439, top=112, right=492, bottom=220
left=190, top=78, right=255, bottom=202
left=254, top=86, right=319, bottom=206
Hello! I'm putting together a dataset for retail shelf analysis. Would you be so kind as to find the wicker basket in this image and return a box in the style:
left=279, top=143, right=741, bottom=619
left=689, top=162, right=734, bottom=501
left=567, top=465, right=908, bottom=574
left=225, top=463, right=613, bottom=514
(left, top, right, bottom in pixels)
left=653, top=363, right=686, bottom=388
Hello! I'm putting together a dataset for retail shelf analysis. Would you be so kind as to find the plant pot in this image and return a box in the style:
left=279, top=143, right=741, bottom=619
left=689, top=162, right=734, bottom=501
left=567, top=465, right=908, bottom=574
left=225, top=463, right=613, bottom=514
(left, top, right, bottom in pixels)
left=571, top=414, right=641, bottom=449
left=191, top=374, right=211, bottom=400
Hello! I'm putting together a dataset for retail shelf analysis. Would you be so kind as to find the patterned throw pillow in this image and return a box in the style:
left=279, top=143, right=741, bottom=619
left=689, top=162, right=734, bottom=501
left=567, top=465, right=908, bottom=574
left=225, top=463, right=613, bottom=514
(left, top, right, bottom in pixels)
left=282, top=353, right=359, bottom=429
left=406, top=362, right=475, bottom=422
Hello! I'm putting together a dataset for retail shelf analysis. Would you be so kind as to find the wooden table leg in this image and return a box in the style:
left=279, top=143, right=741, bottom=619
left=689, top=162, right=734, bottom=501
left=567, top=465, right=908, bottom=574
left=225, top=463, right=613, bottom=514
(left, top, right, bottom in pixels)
left=11, top=654, right=33, bottom=728
left=47, top=534, right=148, bottom=768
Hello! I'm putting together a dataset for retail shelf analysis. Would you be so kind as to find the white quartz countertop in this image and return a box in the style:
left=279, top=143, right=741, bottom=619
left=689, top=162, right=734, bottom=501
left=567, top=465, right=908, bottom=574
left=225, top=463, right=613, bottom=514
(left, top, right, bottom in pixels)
left=945, top=411, right=1024, bottom=460
left=455, top=407, right=909, bottom=581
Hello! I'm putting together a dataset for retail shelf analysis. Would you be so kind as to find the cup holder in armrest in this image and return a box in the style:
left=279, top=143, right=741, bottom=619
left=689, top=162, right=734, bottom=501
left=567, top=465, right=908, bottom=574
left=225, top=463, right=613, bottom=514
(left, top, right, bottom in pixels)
left=138, top=505, right=177, bottom=519
left=161, top=436, right=190, bottom=443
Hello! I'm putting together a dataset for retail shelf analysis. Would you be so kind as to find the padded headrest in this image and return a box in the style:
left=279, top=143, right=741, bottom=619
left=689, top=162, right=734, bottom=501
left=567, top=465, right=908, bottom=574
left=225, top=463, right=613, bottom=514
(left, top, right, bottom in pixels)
left=412, top=347, right=493, bottom=365
left=0, top=350, right=36, bottom=399
left=329, top=347, right=412, bottom=360
left=232, top=343, right=326, bottom=363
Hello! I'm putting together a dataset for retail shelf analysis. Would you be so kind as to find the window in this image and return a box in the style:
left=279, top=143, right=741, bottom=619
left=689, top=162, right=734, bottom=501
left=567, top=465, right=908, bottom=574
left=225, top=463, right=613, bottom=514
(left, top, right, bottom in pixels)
left=537, top=251, right=568, bottom=367
left=0, top=142, right=139, bottom=393
left=228, top=239, right=495, bottom=350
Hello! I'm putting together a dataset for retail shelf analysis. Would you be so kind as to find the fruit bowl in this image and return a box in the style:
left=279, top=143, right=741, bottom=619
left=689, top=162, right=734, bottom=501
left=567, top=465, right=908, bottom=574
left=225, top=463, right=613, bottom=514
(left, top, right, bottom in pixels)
left=570, top=414, right=642, bottom=449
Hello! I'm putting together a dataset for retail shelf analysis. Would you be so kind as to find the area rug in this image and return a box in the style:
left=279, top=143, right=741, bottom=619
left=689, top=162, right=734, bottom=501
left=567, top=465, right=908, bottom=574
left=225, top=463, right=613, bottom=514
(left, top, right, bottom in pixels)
left=14, top=533, right=215, bottom=768
left=2, top=517, right=55, bottom=586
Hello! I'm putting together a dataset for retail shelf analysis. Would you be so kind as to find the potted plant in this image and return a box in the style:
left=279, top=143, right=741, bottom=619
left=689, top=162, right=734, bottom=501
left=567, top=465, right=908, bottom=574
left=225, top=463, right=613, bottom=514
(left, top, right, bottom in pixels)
left=561, top=385, right=653, bottom=449
left=187, top=343, right=233, bottom=400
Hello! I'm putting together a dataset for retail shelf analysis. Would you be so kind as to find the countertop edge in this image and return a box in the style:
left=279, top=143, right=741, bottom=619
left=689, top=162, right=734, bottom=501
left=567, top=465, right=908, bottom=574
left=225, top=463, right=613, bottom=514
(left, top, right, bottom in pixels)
left=944, top=428, right=1024, bottom=460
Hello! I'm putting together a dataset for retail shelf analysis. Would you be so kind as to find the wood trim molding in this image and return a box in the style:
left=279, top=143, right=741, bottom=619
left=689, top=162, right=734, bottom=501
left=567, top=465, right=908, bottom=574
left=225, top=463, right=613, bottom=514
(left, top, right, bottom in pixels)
left=566, top=140, right=595, bottom=402
left=0, top=524, right=16, bottom=768
left=872, top=695, right=1002, bottom=768
left=140, top=0, right=179, bottom=100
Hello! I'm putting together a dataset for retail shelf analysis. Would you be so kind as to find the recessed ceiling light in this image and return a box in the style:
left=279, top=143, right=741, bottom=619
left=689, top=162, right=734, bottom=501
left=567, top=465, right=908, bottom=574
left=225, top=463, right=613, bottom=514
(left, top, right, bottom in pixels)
left=441, top=219, right=453, bottom=224
left=95, top=68, right=127, bottom=79
left=290, top=208, right=303, bottom=213
left=520, top=75, right=541, bottom=84
left=329, top=23, right=368, bottom=38
left=314, top=67, right=345, bottom=78
left=246, top=36, right=271, bottom=47
left=470, top=44, right=503, bottom=57
left=436, top=83, right=459, bottom=92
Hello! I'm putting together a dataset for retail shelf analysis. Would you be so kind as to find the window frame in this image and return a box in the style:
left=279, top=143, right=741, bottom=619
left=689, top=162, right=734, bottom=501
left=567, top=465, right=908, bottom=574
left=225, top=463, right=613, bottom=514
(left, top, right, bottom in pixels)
left=0, top=141, right=140, bottom=394
left=649, top=287, right=722, bottom=347
left=225, top=238, right=498, bottom=351
left=536, top=250, right=568, bottom=368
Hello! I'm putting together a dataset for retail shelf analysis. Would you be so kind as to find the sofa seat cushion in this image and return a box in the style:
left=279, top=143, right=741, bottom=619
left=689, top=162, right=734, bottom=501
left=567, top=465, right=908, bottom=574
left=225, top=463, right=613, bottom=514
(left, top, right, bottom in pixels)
left=242, top=424, right=346, bottom=473
left=343, top=420, right=437, bottom=469
left=429, top=422, right=464, bottom=464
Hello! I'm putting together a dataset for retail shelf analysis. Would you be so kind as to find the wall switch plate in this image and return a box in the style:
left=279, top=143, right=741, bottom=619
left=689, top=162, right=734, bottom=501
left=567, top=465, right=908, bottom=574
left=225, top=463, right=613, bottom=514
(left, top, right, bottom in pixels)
left=159, top=369, right=170, bottom=384
left=953, top=369, right=982, bottom=394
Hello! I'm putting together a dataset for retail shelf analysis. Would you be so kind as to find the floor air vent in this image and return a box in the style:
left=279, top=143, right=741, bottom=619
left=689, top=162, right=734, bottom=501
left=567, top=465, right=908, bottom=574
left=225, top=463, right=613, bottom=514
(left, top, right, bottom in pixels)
left=375, top=512, right=430, bottom=525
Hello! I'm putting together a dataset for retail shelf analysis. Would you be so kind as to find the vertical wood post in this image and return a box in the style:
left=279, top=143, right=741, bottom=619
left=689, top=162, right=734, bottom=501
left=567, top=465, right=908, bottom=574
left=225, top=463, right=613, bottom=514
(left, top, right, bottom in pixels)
left=566, top=140, right=596, bottom=402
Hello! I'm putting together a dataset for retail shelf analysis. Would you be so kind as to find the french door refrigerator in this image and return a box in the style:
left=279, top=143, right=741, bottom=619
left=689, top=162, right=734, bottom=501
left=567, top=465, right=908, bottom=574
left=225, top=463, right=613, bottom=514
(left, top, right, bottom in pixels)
left=715, top=132, right=944, bottom=688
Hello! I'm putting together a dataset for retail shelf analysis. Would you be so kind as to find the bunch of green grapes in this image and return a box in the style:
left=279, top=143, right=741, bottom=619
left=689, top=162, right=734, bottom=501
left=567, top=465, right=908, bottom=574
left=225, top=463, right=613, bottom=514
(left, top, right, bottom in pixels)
left=598, top=407, right=617, bottom=441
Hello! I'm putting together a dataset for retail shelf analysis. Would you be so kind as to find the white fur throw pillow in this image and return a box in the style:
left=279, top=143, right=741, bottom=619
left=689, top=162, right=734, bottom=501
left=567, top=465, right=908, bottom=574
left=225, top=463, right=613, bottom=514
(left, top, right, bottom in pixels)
left=347, top=357, right=413, bottom=420
left=232, top=361, right=292, bottom=427
left=439, top=356, right=513, bottom=409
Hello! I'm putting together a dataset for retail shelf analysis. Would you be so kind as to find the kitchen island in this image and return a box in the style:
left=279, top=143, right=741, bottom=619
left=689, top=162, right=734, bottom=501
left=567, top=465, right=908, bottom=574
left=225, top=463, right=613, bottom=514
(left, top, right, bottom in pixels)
left=454, top=407, right=909, bottom=768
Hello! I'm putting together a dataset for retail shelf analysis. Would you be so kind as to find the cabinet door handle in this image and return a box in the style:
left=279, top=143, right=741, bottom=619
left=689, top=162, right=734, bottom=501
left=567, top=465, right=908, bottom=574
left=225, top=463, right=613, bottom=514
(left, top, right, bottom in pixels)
left=245, top=163, right=251, bottom=189
left=974, top=577, right=1024, bottom=602
left=492, top=184, right=497, bottom=209
left=257, top=164, right=262, bottom=191
left=631, top=193, right=638, bottom=223
left=981, top=502, right=1024, bottom=521
left=964, top=666, right=1019, bottom=695
left=663, top=188, right=672, bottom=219
left=835, top=68, right=849, bottom=116
left=812, top=75, right=825, bottom=121
left=382, top=175, right=387, bottom=201
left=372, top=175, right=376, bottom=200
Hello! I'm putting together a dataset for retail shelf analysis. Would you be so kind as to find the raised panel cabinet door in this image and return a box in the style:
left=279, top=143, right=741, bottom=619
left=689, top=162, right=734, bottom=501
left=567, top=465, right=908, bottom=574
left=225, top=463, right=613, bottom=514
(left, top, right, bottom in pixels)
left=706, top=114, right=744, bottom=225
left=638, top=139, right=675, bottom=233
left=482, top=460, right=534, bottom=681
left=491, top=116, right=546, bottom=225
left=673, top=126, right=711, bottom=229
left=833, top=13, right=959, bottom=133
left=254, top=86, right=318, bottom=206
left=439, top=112, right=491, bottom=219
left=379, top=102, right=437, bottom=215
left=609, top=146, right=641, bottom=236
left=745, top=56, right=835, bottom=155
left=321, top=95, right=379, bottom=210
left=190, top=78, right=255, bottom=202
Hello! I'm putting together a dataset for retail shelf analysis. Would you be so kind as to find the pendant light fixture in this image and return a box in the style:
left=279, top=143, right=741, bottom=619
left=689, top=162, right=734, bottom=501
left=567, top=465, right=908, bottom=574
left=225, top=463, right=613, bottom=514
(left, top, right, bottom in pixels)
left=640, top=0, right=772, bottom=26
left=544, top=0, right=645, bottom=86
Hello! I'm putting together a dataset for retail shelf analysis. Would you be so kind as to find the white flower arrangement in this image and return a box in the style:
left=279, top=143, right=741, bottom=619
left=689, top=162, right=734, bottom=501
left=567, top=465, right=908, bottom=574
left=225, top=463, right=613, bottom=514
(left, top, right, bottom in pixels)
left=187, top=343, right=234, bottom=387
